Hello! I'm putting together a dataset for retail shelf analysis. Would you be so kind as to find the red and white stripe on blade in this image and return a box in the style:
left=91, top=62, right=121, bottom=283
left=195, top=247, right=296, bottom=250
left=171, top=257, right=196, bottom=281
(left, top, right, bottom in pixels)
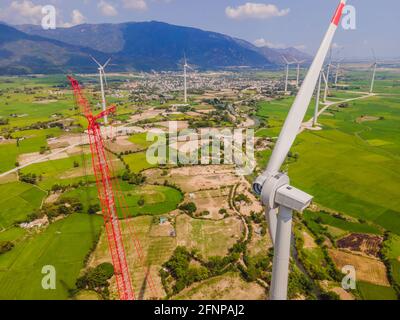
left=266, top=0, right=346, bottom=175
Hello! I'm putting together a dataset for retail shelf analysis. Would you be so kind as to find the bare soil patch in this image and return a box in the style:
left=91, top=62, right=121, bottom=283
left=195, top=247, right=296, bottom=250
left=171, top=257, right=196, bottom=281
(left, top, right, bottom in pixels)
left=337, top=233, right=383, bottom=257
left=356, top=115, right=380, bottom=123
left=173, top=272, right=266, bottom=300
left=144, top=165, right=239, bottom=193
left=303, top=231, right=317, bottom=249
left=329, top=249, right=390, bottom=287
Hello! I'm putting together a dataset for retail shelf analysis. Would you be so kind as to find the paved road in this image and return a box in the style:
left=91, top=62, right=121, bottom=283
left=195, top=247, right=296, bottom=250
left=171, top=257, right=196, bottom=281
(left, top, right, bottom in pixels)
left=301, top=93, right=375, bottom=132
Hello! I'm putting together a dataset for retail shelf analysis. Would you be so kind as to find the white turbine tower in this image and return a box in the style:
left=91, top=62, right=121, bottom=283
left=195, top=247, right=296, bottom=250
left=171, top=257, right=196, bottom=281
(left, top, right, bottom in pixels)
left=323, top=48, right=333, bottom=102
left=91, top=56, right=111, bottom=125
left=283, top=56, right=295, bottom=93
left=294, top=59, right=306, bottom=89
left=314, top=71, right=323, bottom=127
left=370, top=50, right=378, bottom=94
left=253, top=0, right=346, bottom=300
left=184, top=56, right=188, bottom=103
left=183, top=54, right=195, bottom=103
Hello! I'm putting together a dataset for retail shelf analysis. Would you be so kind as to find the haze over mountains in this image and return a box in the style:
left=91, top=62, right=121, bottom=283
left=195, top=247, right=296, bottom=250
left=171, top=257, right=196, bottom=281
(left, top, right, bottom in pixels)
left=0, top=21, right=311, bottom=75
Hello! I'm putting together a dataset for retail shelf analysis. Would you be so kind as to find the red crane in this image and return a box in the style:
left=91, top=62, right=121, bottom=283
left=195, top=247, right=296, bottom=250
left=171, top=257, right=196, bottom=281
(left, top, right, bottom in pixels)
left=67, top=75, right=135, bottom=300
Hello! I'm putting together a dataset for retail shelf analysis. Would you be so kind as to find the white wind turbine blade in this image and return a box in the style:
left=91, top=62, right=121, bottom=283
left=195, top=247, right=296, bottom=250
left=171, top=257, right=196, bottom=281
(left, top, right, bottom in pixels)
left=103, top=58, right=111, bottom=69
left=282, top=55, right=290, bottom=65
left=266, top=0, right=347, bottom=175
left=90, top=55, right=102, bottom=69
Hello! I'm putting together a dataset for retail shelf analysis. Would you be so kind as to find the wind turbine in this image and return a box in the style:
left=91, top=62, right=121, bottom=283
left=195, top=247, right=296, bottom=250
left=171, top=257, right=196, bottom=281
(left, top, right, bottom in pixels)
left=323, top=47, right=333, bottom=102
left=91, top=56, right=111, bottom=125
left=334, top=57, right=344, bottom=86
left=183, top=55, right=188, bottom=103
left=294, top=59, right=306, bottom=88
left=314, top=71, right=323, bottom=127
left=370, top=49, right=378, bottom=94
left=252, top=0, right=346, bottom=300
left=282, top=56, right=295, bottom=93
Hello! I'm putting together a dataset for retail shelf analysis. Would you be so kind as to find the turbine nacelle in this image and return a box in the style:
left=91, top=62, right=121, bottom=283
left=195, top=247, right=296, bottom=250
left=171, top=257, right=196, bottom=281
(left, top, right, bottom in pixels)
left=253, top=171, right=313, bottom=213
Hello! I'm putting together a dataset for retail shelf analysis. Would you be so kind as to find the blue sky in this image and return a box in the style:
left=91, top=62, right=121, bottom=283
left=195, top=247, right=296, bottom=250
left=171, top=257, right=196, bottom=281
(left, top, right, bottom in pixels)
left=0, top=0, right=398, bottom=58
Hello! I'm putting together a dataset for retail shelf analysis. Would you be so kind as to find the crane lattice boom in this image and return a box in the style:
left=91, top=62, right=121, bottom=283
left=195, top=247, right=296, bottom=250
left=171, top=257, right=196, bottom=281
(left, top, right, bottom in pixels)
left=68, top=76, right=135, bottom=300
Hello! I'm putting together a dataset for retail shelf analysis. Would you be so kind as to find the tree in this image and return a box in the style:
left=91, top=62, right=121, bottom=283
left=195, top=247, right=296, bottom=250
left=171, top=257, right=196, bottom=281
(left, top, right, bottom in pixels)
left=179, top=202, right=197, bottom=215
left=0, top=241, right=14, bottom=254
left=137, top=197, right=145, bottom=207
left=19, top=173, right=37, bottom=184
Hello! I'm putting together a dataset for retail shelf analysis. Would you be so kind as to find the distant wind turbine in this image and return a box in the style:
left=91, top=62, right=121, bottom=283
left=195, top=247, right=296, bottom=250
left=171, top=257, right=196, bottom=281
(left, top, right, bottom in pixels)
left=294, top=58, right=306, bottom=88
left=91, top=56, right=111, bottom=125
left=282, top=56, right=295, bottom=93
left=183, top=54, right=195, bottom=104
left=334, top=57, right=344, bottom=86
left=370, top=49, right=378, bottom=94
left=314, top=71, right=323, bottom=127
left=323, top=47, right=333, bottom=102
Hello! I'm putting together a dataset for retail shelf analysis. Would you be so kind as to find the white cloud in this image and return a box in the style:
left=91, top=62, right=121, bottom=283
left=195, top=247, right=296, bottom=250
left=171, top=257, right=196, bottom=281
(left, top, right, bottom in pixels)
left=0, top=0, right=43, bottom=24
left=254, top=38, right=285, bottom=49
left=293, top=44, right=306, bottom=51
left=123, top=0, right=148, bottom=10
left=226, top=3, right=289, bottom=20
left=98, top=0, right=118, bottom=17
left=254, top=38, right=306, bottom=51
left=62, top=9, right=87, bottom=28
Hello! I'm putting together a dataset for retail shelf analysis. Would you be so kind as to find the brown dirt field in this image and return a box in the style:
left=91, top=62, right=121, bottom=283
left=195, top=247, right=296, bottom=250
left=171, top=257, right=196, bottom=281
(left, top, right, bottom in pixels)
left=105, top=136, right=142, bottom=153
left=48, top=134, right=87, bottom=148
left=173, top=272, right=266, bottom=300
left=44, top=192, right=61, bottom=204
left=303, top=231, right=317, bottom=249
left=328, top=249, right=390, bottom=287
left=356, top=115, right=380, bottom=123
left=0, top=172, right=18, bottom=184
left=154, top=121, right=189, bottom=130
left=17, top=148, right=78, bottom=166
left=129, top=109, right=163, bottom=123
left=337, top=233, right=383, bottom=257
left=144, top=165, right=239, bottom=193
left=176, top=214, right=243, bottom=258
left=184, top=188, right=232, bottom=220
left=33, top=99, right=58, bottom=104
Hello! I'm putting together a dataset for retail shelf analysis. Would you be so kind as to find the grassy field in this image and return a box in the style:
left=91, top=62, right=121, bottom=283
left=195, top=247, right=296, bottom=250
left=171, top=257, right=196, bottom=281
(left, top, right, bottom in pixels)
left=0, top=214, right=103, bottom=299
left=383, top=234, right=400, bottom=289
left=0, top=127, right=63, bottom=174
left=357, top=281, right=398, bottom=300
left=0, top=181, right=47, bottom=229
left=61, top=181, right=183, bottom=217
left=122, top=152, right=158, bottom=173
left=19, top=151, right=125, bottom=190
left=128, top=133, right=154, bottom=150
left=288, top=95, right=400, bottom=234
left=303, top=211, right=381, bottom=236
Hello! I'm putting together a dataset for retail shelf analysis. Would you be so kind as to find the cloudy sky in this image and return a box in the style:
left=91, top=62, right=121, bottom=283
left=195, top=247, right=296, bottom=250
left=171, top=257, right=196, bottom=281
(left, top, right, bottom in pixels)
left=0, top=0, right=398, bottom=58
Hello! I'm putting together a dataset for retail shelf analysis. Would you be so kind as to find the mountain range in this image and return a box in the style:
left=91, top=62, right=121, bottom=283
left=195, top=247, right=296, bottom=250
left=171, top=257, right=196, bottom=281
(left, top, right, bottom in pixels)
left=0, top=21, right=311, bottom=75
